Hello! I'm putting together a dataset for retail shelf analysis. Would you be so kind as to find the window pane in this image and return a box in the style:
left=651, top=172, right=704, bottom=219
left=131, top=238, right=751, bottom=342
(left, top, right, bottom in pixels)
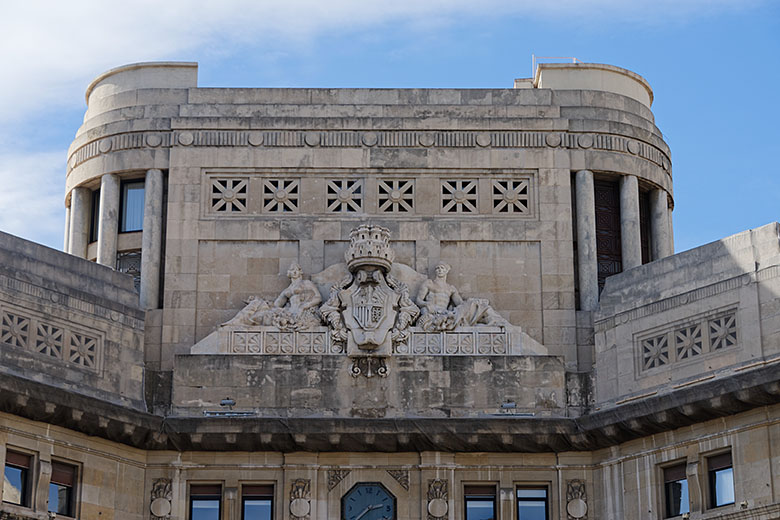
left=121, top=182, right=145, bottom=232
left=192, top=498, right=221, bottom=520
left=714, top=467, right=734, bottom=506
left=3, top=465, right=25, bottom=505
left=665, top=479, right=689, bottom=517
left=49, top=482, right=72, bottom=515
left=243, top=498, right=272, bottom=520
left=466, top=499, right=495, bottom=520
left=517, top=488, right=547, bottom=498
left=517, top=500, right=547, bottom=520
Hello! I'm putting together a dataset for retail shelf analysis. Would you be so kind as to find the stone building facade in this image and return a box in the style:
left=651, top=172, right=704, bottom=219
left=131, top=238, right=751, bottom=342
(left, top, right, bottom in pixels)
left=0, top=61, right=778, bottom=519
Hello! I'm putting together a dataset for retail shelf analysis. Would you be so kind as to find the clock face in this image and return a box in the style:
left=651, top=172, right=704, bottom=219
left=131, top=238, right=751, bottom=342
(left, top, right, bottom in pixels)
left=342, top=482, right=396, bottom=520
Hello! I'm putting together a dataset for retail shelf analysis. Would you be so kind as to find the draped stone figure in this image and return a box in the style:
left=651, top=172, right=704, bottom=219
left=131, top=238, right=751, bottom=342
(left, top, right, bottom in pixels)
left=223, top=262, right=321, bottom=331
left=416, top=262, right=508, bottom=332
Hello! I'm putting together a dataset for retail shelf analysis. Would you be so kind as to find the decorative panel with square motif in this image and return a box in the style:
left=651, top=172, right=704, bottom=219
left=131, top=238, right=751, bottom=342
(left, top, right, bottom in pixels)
left=441, top=180, right=478, bottom=213
left=326, top=179, right=363, bottom=213
left=674, top=324, right=703, bottom=360
left=378, top=179, right=414, bottom=213
left=641, top=334, right=669, bottom=370
left=210, top=178, right=248, bottom=213
left=263, top=179, right=299, bottom=213
left=1, top=311, right=29, bottom=348
left=709, top=314, right=737, bottom=350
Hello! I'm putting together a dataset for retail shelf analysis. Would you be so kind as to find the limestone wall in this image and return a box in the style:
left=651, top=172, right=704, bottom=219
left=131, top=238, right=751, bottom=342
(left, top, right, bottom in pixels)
left=594, top=222, right=780, bottom=406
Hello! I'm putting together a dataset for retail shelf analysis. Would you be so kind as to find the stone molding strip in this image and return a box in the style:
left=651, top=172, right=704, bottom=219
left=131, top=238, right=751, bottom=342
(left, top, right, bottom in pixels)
left=68, top=129, right=671, bottom=173
left=594, top=271, right=762, bottom=332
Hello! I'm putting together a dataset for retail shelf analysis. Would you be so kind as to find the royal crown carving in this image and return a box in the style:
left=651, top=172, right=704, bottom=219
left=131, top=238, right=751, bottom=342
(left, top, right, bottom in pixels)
left=344, top=224, right=395, bottom=273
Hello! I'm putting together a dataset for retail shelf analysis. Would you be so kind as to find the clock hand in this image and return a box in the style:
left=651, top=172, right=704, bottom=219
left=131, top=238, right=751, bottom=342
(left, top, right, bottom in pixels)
left=354, top=505, right=372, bottom=520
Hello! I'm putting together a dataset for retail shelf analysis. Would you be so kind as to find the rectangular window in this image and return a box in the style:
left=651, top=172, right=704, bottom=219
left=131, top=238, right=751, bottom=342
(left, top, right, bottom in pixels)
left=49, top=461, right=76, bottom=517
left=3, top=451, right=31, bottom=507
left=120, top=180, right=145, bottom=232
left=242, top=484, right=273, bottom=520
left=664, top=464, right=689, bottom=518
left=708, top=452, right=734, bottom=508
left=517, top=487, right=548, bottom=520
left=190, top=484, right=221, bottom=520
left=89, top=189, right=100, bottom=242
left=465, top=485, right=496, bottom=520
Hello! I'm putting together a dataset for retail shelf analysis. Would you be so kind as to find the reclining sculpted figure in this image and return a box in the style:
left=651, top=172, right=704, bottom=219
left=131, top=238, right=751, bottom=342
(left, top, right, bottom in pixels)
left=416, top=262, right=508, bottom=332
left=223, top=262, right=322, bottom=331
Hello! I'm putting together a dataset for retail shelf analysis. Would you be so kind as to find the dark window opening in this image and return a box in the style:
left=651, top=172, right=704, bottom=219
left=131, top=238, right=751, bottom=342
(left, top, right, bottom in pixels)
left=120, top=180, right=145, bottom=232
left=664, top=464, right=689, bottom=518
left=517, top=487, right=548, bottom=520
left=242, top=484, right=273, bottom=520
left=190, top=484, right=221, bottom=520
left=89, top=189, right=100, bottom=243
left=639, top=189, right=651, bottom=264
left=708, top=452, right=734, bottom=509
left=49, top=461, right=76, bottom=517
left=465, top=485, right=496, bottom=520
left=3, top=451, right=31, bottom=507
left=116, top=250, right=142, bottom=292
left=594, top=179, right=622, bottom=293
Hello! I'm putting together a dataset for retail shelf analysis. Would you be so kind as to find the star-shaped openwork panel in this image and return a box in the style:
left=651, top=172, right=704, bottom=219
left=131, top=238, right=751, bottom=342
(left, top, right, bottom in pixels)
left=263, top=179, right=300, bottom=213
left=492, top=179, right=529, bottom=214
left=378, top=179, right=414, bottom=213
left=326, top=179, right=363, bottom=213
left=441, top=179, right=478, bottom=213
left=210, top=178, right=248, bottom=213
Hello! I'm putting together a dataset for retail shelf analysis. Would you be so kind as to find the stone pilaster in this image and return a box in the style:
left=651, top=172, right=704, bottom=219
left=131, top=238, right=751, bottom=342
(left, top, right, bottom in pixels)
left=63, top=204, right=71, bottom=252
left=575, top=170, right=598, bottom=311
left=97, top=173, right=120, bottom=267
left=68, top=187, right=91, bottom=258
left=140, top=169, right=163, bottom=309
left=650, top=188, right=672, bottom=260
left=619, top=175, right=642, bottom=269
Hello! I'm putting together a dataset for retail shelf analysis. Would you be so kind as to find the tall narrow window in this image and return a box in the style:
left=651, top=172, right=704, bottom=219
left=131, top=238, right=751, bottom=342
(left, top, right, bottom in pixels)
left=242, top=484, right=273, bottom=520
left=664, top=464, right=689, bottom=518
left=190, top=484, right=221, bottom=520
left=594, top=179, right=622, bottom=292
left=708, top=452, right=734, bottom=509
left=639, top=189, right=651, bottom=264
left=465, top=485, right=496, bottom=520
left=3, top=451, right=31, bottom=507
left=49, top=461, right=76, bottom=517
left=89, top=189, right=100, bottom=243
left=120, top=180, right=145, bottom=232
left=517, top=487, right=548, bottom=520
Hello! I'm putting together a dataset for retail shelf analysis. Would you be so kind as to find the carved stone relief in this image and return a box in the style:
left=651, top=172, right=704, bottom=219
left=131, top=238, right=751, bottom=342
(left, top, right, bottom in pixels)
left=289, top=478, right=311, bottom=520
left=427, top=478, right=449, bottom=520
left=386, top=469, right=410, bottom=491
left=566, top=479, right=587, bottom=519
left=149, top=478, right=173, bottom=519
left=327, top=469, right=351, bottom=491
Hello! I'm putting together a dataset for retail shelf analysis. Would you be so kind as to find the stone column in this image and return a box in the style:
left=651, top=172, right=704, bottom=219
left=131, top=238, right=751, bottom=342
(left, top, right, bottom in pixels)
left=575, top=170, right=598, bottom=311
left=650, top=188, right=672, bottom=260
left=668, top=206, right=675, bottom=255
left=63, top=205, right=71, bottom=252
left=68, top=187, right=91, bottom=258
left=619, top=175, right=642, bottom=269
left=97, top=173, right=120, bottom=267
left=140, top=169, right=163, bottom=309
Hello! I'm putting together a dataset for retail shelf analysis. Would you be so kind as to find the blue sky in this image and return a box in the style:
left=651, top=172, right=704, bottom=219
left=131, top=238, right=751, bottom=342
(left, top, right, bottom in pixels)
left=0, top=0, right=778, bottom=252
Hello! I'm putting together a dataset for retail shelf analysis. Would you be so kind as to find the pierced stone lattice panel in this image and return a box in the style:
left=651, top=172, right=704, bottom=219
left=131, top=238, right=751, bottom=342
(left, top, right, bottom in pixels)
left=378, top=179, right=414, bottom=213
left=441, top=179, right=478, bottom=213
left=638, top=309, right=738, bottom=373
left=0, top=305, right=102, bottom=371
left=230, top=330, right=343, bottom=354
left=492, top=179, right=530, bottom=214
left=401, top=330, right=509, bottom=355
left=210, top=178, right=248, bottom=213
left=116, top=250, right=142, bottom=293
left=326, top=179, right=363, bottom=213
left=263, top=178, right=299, bottom=213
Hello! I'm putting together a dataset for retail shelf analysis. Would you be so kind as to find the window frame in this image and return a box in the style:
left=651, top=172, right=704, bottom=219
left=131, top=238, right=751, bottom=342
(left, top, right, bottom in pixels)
left=241, top=483, right=274, bottom=520
left=119, top=179, right=146, bottom=233
left=707, top=451, right=734, bottom=509
left=516, top=485, right=549, bottom=520
left=662, top=462, right=689, bottom=518
left=464, top=484, right=497, bottom=520
left=48, top=460, right=78, bottom=518
left=3, top=449, right=33, bottom=508
left=189, top=483, right=222, bottom=520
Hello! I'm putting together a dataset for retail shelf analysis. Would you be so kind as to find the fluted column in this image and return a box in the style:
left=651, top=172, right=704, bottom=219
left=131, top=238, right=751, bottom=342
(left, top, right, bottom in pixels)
left=140, top=169, right=163, bottom=309
left=650, top=188, right=672, bottom=260
left=619, top=175, right=642, bottom=269
left=63, top=205, right=71, bottom=252
left=575, top=170, right=598, bottom=311
left=97, top=174, right=120, bottom=266
left=68, top=187, right=91, bottom=258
